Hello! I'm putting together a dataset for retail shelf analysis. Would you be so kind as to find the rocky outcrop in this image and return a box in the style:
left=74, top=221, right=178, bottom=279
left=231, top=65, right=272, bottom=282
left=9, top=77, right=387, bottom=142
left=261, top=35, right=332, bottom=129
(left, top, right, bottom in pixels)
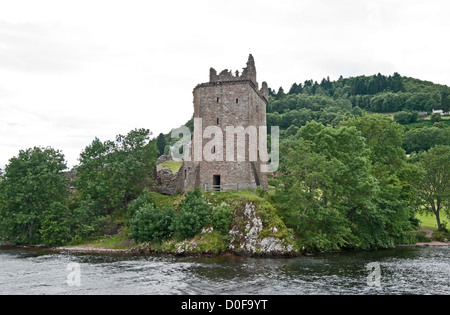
left=229, top=203, right=295, bottom=257
left=156, top=154, right=173, bottom=165
left=165, top=202, right=297, bottom=257
left=156, top=167, right=181, bottom=195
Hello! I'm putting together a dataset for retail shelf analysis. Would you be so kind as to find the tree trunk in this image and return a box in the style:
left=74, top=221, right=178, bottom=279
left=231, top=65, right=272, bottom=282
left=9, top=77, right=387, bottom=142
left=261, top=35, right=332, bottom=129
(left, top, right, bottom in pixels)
left=435, top=211, right=443, bottom=231
left=435, top=198, right=443, bottom=231
left=28, top=222, right=33, bottom=241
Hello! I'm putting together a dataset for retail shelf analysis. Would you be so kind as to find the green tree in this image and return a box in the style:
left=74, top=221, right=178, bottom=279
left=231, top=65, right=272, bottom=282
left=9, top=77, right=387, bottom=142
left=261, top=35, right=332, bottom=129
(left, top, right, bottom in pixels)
left=174, top=188, right=211, bottom=240
left=127, top=188, right=155, bottom=219
left=156, top=133, right=166, bottom=156
left=40, top=202, right=72, bottom=246
left=431, top=113, right=442, bottom=123
left=276, top=87, right=286, bottom=99
left=343, top=115, right=406, bottom=168
left=442, top=92, right=450, bottom=113
left=75, top=128, right=158, bottom=216
left=0, top=147, right=68, bottom=244
left=71, top=199, right=103, bottom=240
left=403, top=127, right=450, bottom=153
left=129, top=204, right=176, bottom=243
left=414, top=145, right=450, bottom=231
left=394, top=111, right=418, bottom=125
left=212, top=203, right=233, bottom=234
left=273, top=122, right=380, bottom=251
left=433, top=122, right=445, bottom=129
left=343, top=115, right=418, bottom=245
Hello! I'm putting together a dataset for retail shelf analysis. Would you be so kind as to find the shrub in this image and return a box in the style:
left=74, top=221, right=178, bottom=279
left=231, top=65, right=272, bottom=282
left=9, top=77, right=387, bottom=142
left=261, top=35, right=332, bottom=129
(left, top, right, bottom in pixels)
left=212, top=203, right=233, bottom=234
left=412, top=230, right=430, bottom=243
left=431, top=113, right=442, bottom=123
left=394, top=110, right=418, bottom=125
left=174, top=188, right=211, bottom=240
left=129, top=204, right=175, bottom=243
left=256, top=186, right=267, bottom=198
left=127, top=188, right=155, bottom=218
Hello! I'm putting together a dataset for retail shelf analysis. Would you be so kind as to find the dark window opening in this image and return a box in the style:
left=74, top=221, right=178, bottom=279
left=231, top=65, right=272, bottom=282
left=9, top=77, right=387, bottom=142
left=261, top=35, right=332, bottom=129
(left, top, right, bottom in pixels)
left=212, top=146, right=216, bottom=154
left=217, top=97, right=219, bottom=103
left=184, top=169, right=187, bottom=179
left=217, top=118, right=219, bottom=124
left=236, top=98, right=239, bottom=104
left=213, top=175, right=221, bottom=191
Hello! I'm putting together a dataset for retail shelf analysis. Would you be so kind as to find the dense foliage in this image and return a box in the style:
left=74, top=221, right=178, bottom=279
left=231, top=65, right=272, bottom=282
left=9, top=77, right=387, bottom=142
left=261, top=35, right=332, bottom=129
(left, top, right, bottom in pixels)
left=403, top=127, right=450, bottom=154
left=173, top=188, right=212, bottom=240
left=1, top=72, right=449, bottom=251
left=0, top=147, right=69, bottom=245
left=75, top=128, right=158, bottom=216
left=129, top=188, right=217, bottom=243
left=271, top=116, right=417, bottom=251
left=412, top=145, right=450, bottom=231
left=129, top=204, right=176, bottom=243
left=212, top=203, right=233, bottom=234
left=272, top=73, right=450, bottom=114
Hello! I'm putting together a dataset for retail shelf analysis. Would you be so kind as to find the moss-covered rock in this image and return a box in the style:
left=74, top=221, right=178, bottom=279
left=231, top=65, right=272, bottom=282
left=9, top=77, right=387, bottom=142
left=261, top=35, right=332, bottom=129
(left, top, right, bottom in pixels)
left=204, top=191, right=298, bottom=257
left=128, top=190, right=300, bottom=257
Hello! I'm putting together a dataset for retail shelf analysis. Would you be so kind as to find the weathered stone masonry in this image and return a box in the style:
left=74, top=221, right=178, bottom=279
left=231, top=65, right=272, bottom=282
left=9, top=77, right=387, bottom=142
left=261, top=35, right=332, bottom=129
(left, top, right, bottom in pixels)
left=157, top=55, right=269, bottom=194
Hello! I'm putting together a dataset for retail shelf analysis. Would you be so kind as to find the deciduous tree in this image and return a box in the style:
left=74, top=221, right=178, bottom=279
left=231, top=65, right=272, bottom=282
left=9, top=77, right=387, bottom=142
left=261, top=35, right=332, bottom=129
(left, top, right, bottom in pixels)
left=414, top=145, right=450, bottom=231
left=0, top=147, right=68, bottom=244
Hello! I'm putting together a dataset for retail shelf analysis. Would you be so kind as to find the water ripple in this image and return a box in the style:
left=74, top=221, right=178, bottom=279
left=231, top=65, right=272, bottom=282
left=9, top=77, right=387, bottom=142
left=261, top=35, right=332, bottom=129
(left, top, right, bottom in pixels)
left=0, top=246, right=448, bottom=295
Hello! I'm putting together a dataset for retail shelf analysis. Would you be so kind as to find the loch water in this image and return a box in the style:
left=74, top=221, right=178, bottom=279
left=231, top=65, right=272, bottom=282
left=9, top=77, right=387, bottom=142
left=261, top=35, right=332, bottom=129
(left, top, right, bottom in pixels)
left=0, top=246, right=448, bottom=295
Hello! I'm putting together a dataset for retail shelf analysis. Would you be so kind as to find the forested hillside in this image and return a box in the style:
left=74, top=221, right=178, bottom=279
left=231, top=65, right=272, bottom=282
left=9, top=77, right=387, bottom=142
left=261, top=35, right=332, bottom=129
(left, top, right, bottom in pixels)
left=267, top=73, right=450, bottom=128
left=265, top=73, right=450, bottom=154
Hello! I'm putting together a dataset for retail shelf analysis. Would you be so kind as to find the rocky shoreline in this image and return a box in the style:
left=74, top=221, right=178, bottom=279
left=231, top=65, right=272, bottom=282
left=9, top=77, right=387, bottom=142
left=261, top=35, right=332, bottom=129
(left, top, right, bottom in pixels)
left=2, top=241, right=449, bottom=258
left=52, top=245, right=301, bottom=257
left=51, top=242, right=450, bottom=257
left=3, top=200, right=449, bottom=257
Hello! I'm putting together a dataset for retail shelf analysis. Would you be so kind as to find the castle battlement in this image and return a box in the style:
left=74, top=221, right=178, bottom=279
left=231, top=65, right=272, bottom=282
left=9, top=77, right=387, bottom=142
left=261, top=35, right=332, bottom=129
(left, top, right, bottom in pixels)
left=204, top=54, right=269, bottom=103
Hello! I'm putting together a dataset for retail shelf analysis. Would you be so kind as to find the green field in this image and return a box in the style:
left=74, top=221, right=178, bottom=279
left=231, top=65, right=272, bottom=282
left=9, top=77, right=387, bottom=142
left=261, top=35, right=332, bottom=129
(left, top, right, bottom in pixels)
left=157, top=160, right=183, bottom=173
left=423, top=115, right=450, bottom=121
left=416, top=212, right=450, bottom=228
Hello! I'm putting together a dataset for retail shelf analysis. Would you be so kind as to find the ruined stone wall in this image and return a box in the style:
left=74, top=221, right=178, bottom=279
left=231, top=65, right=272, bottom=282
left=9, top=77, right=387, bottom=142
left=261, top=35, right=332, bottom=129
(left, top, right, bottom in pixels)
left=209, top=54, right=258, bottom=88
left=156, top=55, right=268, bottom=195
left=190, top=55, right=268, bottom=190
left=179, top=161, right=200, bottom=193
left=157, top=161, right=200, bottom=195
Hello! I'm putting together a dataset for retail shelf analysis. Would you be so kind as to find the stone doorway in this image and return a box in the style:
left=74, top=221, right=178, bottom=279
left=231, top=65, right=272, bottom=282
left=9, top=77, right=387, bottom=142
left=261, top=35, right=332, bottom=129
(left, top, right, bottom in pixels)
left=213, top=175, right=221, bottom=191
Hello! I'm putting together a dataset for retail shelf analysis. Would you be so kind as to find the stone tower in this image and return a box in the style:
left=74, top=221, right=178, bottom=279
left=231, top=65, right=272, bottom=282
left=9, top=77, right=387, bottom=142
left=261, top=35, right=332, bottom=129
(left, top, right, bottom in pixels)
left=180, top=54, right=269, bottom=192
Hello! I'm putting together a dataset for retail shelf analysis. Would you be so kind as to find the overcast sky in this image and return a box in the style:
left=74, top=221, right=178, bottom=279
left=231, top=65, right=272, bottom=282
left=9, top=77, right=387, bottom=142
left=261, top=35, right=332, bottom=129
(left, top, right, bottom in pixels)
left=1, top=0, right=449, bottom=169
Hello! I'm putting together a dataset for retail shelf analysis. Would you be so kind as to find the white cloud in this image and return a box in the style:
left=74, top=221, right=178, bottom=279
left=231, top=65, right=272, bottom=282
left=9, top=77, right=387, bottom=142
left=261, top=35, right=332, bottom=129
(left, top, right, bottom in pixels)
left=0, top=21, right=104, bottom=74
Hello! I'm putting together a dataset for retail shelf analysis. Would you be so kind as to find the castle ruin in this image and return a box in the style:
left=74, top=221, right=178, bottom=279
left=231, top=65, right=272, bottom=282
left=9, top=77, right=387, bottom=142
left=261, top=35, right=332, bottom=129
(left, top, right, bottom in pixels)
left=157, top=55, right=269, bottom=194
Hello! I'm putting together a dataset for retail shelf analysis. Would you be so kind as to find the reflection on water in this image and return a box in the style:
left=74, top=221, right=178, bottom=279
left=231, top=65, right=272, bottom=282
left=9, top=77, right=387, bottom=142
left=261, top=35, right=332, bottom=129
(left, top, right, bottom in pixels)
left=0, top=246, right=448, bottom=295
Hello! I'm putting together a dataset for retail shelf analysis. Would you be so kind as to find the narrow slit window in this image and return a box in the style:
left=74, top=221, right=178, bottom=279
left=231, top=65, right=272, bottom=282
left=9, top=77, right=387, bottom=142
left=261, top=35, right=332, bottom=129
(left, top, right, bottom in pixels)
left=217, top=97, right=219, bottom=103
left=236, top=98, right=239, bottom=104
left=217, top=118, right=219, bottom=124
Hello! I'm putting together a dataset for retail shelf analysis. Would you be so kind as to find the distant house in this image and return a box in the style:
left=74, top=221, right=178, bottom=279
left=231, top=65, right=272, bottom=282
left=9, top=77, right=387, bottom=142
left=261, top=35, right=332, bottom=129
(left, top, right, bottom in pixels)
left=432, top=109, right=450, bottom=116
left=419, top=111, right=428, bottom=119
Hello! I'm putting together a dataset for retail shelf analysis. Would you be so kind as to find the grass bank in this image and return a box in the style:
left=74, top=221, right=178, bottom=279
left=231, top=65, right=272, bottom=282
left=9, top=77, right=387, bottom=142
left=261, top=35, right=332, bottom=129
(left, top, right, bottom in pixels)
left=61, top=190, right=295, bottom=256
left=157, top=161, right=183, bottom=173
